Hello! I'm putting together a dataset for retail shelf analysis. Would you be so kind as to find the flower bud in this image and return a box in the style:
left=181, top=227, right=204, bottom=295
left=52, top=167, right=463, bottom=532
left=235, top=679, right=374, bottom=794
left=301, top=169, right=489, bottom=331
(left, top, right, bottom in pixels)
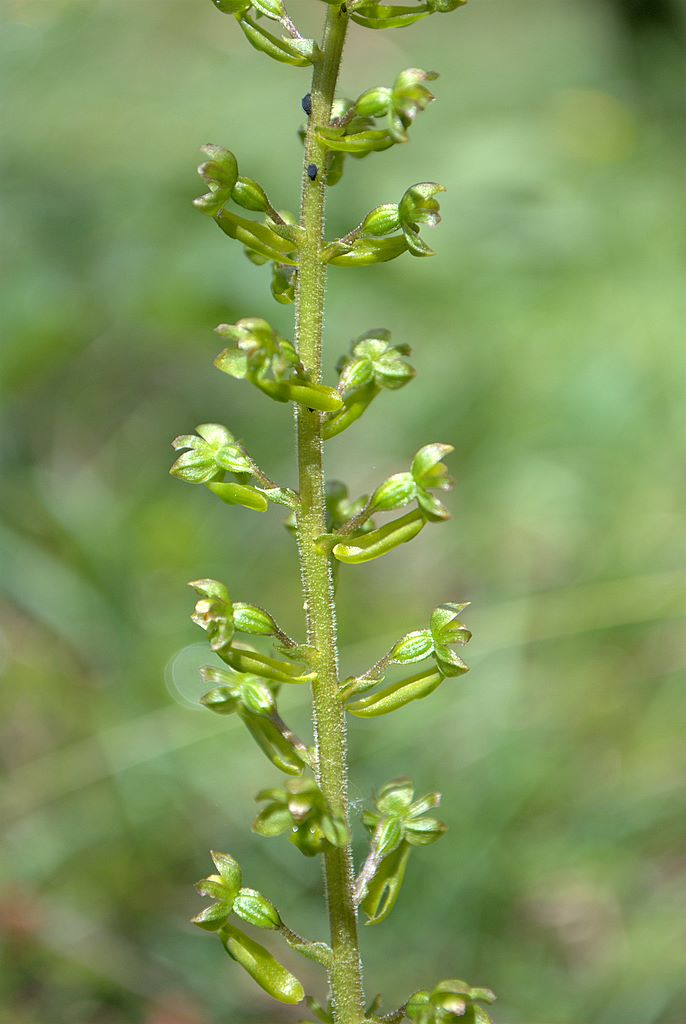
left=403, top=816, right=448, bottom=846
left=191, top=902, right=230, bottom=931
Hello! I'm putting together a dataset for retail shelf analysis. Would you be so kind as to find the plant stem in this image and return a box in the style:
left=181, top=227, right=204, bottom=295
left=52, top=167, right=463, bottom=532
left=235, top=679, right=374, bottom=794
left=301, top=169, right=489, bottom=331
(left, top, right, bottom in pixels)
left=293, top=7, right=365, bottom=1024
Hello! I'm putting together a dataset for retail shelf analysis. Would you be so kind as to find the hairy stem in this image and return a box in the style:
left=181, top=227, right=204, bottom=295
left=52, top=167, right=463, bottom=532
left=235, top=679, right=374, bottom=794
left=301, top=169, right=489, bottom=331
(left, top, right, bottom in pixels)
left=293, top=6, right=365, bottom=1024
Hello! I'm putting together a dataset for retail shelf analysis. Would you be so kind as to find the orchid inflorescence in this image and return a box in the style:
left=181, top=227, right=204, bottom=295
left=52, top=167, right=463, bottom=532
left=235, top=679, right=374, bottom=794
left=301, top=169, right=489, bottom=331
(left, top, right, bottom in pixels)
left=170, top=2, right=494, bottom=1022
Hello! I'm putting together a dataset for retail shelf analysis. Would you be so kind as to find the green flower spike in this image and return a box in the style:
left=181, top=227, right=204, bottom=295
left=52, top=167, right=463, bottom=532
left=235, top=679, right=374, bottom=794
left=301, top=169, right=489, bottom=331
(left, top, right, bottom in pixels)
left=175, top=0, right=493, bottom=1018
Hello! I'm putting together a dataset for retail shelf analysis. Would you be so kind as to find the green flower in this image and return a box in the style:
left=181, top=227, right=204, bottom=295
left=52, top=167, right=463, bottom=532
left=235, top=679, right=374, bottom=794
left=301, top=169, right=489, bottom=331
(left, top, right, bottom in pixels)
left=370, top=442, right=454, bottom=522
left=253, top=779, right=349, bottom=856
left=407, top=979, right=496, bottom=1024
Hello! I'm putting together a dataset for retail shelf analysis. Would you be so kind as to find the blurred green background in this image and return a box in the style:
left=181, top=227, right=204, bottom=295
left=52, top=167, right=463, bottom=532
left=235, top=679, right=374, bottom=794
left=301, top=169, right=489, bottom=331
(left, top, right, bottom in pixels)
left=1, top=1, right=684, bottom=1022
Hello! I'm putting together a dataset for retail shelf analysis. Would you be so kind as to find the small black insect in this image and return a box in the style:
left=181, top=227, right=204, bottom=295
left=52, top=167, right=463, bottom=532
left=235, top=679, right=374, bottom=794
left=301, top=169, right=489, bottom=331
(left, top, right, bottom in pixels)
left=341, top=3, right=347, bottom=12
left=301, top=93, right=312, bottom=117
left=307, top=163, right=318, bottom=181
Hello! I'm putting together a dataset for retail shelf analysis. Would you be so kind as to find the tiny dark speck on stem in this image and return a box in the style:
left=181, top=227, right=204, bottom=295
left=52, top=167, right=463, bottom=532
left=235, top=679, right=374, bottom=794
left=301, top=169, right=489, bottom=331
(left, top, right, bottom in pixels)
left=307, top=163, right=318, bottom=181
left=301, top=93, right=312, bottom=116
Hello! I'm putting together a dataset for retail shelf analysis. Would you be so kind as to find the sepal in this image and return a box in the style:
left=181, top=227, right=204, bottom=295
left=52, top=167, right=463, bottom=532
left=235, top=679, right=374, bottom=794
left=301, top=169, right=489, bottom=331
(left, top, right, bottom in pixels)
left=191, top=901, right=231, bottom=931
left=191, top=850, right=242, bottom=931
